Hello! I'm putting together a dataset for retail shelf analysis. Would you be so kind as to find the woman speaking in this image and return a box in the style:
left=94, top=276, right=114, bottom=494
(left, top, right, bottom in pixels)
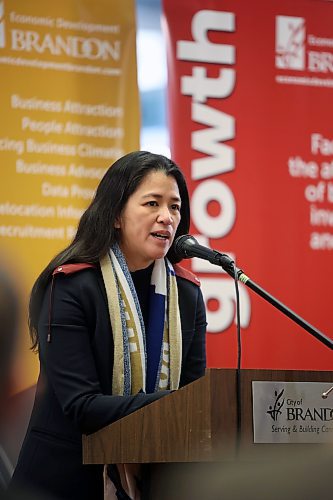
left=12, top=151, right=207, bottom=499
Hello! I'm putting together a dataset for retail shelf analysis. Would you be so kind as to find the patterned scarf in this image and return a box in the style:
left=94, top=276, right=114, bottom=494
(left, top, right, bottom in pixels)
left=100, top=244, right=182, bottom=498
left=100, top=243, right=182, bottom=396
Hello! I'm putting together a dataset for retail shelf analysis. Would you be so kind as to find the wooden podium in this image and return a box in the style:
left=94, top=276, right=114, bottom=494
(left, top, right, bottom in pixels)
left=83, top=368, right=333, bottom=465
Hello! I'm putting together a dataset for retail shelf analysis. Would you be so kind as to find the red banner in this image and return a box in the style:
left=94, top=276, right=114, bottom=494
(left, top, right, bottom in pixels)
left=162, top=0, right=333, bottom=370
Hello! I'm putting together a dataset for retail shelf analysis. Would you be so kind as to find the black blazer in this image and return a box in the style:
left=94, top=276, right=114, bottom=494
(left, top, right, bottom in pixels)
left=12, top=264, right=206, bottom=500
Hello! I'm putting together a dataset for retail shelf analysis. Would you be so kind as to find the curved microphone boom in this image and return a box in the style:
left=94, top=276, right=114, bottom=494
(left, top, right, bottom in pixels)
left=174, top=234, right=236, bottom=277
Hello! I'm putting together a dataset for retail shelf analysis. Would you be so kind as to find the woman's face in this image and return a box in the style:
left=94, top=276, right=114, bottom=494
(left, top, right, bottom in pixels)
left=116, top=170, right=181, bottom=271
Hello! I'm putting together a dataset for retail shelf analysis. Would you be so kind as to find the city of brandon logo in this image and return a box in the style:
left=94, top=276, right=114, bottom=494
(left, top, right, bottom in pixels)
left=0, top=0, right=5, bottom=48
left=267, top=388, right=285, bottom=421
left=275, top=15, right=305, bottom=70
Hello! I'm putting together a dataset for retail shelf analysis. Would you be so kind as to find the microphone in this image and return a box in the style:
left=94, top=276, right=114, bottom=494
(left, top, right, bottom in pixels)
left=174, top=234, right=235, bottom=277
left=322, top=386, right=333, bottom=399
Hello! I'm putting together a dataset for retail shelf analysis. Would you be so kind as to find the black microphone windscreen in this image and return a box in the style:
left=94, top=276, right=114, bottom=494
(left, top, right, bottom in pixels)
left=174, top=234, right=193, bottom=259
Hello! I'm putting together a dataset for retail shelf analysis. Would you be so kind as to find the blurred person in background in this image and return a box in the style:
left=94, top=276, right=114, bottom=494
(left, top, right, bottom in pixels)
left=0, top=263, right=56, bottom=499
left=0, top=266, right=19, bottom=491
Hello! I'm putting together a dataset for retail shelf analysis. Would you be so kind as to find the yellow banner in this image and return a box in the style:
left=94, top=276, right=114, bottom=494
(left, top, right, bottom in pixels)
left=0, top=0, right=139, bottom=391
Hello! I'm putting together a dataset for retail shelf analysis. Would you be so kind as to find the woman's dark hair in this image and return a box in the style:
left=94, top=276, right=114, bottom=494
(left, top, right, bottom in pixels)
left=29, top=150, right=190, bottom=350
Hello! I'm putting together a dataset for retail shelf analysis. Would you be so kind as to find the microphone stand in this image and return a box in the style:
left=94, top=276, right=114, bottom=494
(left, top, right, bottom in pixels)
left=218, top=255, right=333, bottom=350
left=179, top=238, right=333, bottom=452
